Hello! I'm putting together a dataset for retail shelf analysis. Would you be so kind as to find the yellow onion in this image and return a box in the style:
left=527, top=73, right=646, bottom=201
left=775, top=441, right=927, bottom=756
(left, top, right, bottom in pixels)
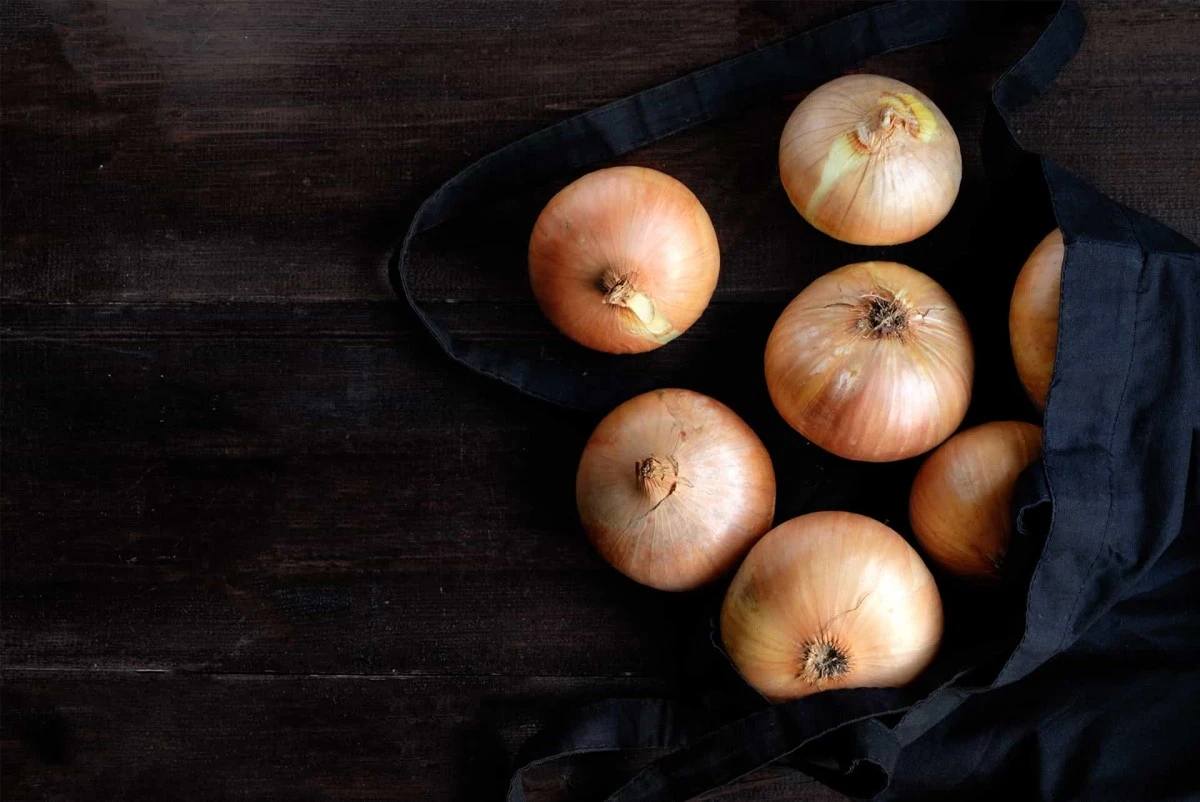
left=779, top=74, right=962, bottom=245
left=721, top=511, right=943, bottom=702
left=1009, top=229, right=1064, bottom=409
left=764, top=261, right=973, bottom=462
left=576, top=388, right=775, bottom=591
left=528, top=166, right=720, bottom=354
left=909, top=421, right=1043, bottom=579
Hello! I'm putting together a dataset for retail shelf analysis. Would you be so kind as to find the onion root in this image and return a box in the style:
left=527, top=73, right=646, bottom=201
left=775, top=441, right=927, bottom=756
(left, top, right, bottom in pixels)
left=635, top=455, right=678, bottom=506
left=801, top=639, right=851, bottom=687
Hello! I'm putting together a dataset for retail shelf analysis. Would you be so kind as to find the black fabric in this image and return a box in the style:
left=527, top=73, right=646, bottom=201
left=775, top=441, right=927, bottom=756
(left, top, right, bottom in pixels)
left=505, top=699, right=686, bottom=802
left=389, top=1, right=1200, bottom=799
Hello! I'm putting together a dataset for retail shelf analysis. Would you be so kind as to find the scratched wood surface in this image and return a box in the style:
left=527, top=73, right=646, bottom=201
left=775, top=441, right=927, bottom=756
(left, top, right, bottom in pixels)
left=2, top=2, right=1198, bottom=800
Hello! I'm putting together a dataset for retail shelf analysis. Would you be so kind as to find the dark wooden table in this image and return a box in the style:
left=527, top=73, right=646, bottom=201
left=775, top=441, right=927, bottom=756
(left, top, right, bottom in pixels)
left=3, top=2, right=1197, bottom=800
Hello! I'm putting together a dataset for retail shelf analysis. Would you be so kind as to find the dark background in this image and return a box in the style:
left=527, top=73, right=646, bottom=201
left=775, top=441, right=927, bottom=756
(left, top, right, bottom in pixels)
left=2, top=2, right=1197, bottom=800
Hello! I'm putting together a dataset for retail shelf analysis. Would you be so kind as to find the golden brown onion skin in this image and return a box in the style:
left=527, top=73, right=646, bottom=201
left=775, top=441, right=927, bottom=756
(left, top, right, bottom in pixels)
left=721, top=511, right=943, bottom=703
left=780, top=74, right=961, bottom=246
left=764, top=261, right=973, bottom=462
left=576, top=389, right=775, bottom=591
left=1010, top=229, right=1064, bottom=409
left=529, top=166, right=720, bottom=354
left=909, top=421, right=1043, bottom=579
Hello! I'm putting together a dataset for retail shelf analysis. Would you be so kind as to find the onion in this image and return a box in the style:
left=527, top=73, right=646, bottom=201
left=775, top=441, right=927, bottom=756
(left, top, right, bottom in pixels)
left=576, top=388, right=775, bottom=591
left=779, top=74, right=962, bottom=245
left=909, top=421, right=1043, bottom=579
left=721, top=511, right=943, bottom=702
left=528, top=166, right=720, bottom=354
left=764, top=261, right=973, bottom=462
left=1009, top=229, right=1064, bottom=409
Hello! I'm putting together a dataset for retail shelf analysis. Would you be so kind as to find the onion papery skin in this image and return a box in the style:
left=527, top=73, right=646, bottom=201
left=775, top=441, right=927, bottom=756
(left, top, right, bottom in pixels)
left=576, top=388, right=775, bottom=591
left=529, top=166, right=720, bottom=354
left=764, top=261, right=973, bottom=463
left=779, top=74, right=962, bottom=246
left=909, top=421, right=1043, bottom=579
left=721, top=511, right=943, bottom=703
left=1010, top=229, right=1064, bottom=409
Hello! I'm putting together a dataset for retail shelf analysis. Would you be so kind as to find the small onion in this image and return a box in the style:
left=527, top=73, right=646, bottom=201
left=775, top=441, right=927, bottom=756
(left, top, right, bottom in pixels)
left=764, top=261, right=973, bottom=462
left=909, top=421, right=1043, bottom=579
left=779, top=74, right=962, bottom=245
left=1010, top=229, right=1064, bottom=409
left=528, top=166, right=720, bottom=354
left=721, top=511, right=943, bottom=702
left=576, top=388, right=775, bottom=591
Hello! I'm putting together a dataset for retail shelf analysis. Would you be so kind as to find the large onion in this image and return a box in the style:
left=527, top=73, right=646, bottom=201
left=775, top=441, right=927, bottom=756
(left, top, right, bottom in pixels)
left=764, top=261, right=973, bottom=462
left=721, top=511, right=943, bottom=702
left=528, top=166, right=720, bottom=354
left=909, top=421, right=1043, bottom=579
left=1009, top=229, right=1064, bottom=409
left=779, top=74, right=962, bottom=245
left=576, top=388, right=775, bottom=591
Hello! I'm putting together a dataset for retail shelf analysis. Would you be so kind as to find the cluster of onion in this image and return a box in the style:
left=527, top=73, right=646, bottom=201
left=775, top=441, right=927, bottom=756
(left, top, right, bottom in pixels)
left=574, top=389, right=945, bottom=703
left=533, top=75, right=1052, bottom=704
left=527, top=77, right=965, bottom=356
left=905, top=228, right=1063, bottom=582
left=901, top=227, right=1062, bottom=581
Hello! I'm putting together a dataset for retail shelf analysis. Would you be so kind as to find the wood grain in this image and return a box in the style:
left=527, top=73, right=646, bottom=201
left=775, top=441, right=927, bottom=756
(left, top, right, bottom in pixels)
left=3, top=1, right=1197, bottom=800
left=3, top=2, right=1196, bottom=304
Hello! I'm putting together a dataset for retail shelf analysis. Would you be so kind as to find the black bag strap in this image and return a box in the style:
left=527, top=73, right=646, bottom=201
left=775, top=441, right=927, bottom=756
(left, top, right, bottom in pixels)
left=389, top=0, right=971, bottom=411
left=503, top=691, right=913, bottom=802
left=505, top=699, right=685, bottom=802
left=983, top=0, right=1087, bottom=178
left=481, top=2, right=1086, bottom=800
left=604, top=690, right=915, bottom=801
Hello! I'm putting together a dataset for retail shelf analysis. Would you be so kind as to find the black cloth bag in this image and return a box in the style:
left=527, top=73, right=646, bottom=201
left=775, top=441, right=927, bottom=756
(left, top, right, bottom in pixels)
left=389, top=2, right=1200, bottom=799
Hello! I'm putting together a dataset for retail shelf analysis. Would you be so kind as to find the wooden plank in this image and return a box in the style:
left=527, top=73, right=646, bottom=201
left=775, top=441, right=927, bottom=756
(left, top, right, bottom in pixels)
left=3, top=2, right=1196, bottom=303
left=3, top=302, right=938, bottom=676
left=0, top=670, right=848, bottom=802
left=0, top=301, right=657, bottom=676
